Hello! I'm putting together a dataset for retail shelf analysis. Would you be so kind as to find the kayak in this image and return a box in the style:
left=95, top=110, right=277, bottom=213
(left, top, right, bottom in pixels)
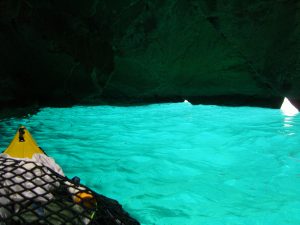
left=0, top=126, right=140, bottom=225
left=3, top=126, right=45, bottom=158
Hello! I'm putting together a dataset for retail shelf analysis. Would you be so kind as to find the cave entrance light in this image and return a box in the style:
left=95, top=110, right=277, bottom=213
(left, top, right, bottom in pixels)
left=280, top=97, right=299, bottom=116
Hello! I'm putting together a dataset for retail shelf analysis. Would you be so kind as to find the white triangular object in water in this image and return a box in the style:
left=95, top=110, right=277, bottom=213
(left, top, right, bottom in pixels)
left=183, top=99, right=191, bottom=104
left=280, top=97, right=299, bottom=116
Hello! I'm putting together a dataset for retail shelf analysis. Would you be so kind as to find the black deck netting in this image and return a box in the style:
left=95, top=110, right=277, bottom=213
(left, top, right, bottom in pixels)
left=0, top=157, right=140, bottom=225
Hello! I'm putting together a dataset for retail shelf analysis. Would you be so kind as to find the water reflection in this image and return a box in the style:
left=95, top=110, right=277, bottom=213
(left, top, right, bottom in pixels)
left=283, top=116, right=296, bottom=136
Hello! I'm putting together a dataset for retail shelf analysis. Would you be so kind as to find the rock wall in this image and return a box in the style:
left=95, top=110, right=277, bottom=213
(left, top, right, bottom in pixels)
left=0, top=0, right=299, bottom=107
left=0, top=0, right=113, bottom=106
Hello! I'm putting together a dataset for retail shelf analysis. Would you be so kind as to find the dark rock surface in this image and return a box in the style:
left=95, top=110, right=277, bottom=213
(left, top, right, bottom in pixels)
left=0, top=0, right=113, bottom=106
left=0, top=0, right=299, bottom=107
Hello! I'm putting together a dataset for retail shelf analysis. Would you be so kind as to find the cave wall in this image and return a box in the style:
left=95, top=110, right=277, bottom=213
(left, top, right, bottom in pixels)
left=0, top=0, right=113, bottom=106
left=0, top=0, right=299, bottom=107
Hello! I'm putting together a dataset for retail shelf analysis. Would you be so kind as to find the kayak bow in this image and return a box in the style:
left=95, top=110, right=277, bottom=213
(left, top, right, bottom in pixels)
left=3, top=126, right=45, bottom=158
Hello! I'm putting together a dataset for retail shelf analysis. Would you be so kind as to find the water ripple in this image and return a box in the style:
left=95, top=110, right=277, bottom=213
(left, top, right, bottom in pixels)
left=0, top=103, right=300, bottom=224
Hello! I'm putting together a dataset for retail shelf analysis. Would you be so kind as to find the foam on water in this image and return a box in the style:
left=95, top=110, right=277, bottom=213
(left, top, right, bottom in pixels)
left=1, top=103, right=300, bottom=225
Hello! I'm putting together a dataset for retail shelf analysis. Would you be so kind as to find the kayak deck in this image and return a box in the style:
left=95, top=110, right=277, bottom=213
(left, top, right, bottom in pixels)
left=3, top=126, right=45, bottom=158
left=0, top=126, right=140, bottom=225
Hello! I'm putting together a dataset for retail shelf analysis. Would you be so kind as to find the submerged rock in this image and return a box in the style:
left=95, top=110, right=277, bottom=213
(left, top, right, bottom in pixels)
left=0, top=0, right=299, bottom=107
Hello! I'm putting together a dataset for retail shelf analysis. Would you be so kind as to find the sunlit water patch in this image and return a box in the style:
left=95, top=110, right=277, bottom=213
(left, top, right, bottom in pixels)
left=1, top=103, right=300, bottom=225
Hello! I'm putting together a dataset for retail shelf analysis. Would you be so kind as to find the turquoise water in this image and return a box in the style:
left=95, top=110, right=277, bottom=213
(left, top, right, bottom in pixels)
left=1, top=103, right=300, bottom=225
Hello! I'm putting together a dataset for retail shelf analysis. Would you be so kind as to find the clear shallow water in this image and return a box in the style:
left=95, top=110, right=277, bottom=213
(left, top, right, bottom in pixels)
left=1, top=103, right=300, bottom=225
